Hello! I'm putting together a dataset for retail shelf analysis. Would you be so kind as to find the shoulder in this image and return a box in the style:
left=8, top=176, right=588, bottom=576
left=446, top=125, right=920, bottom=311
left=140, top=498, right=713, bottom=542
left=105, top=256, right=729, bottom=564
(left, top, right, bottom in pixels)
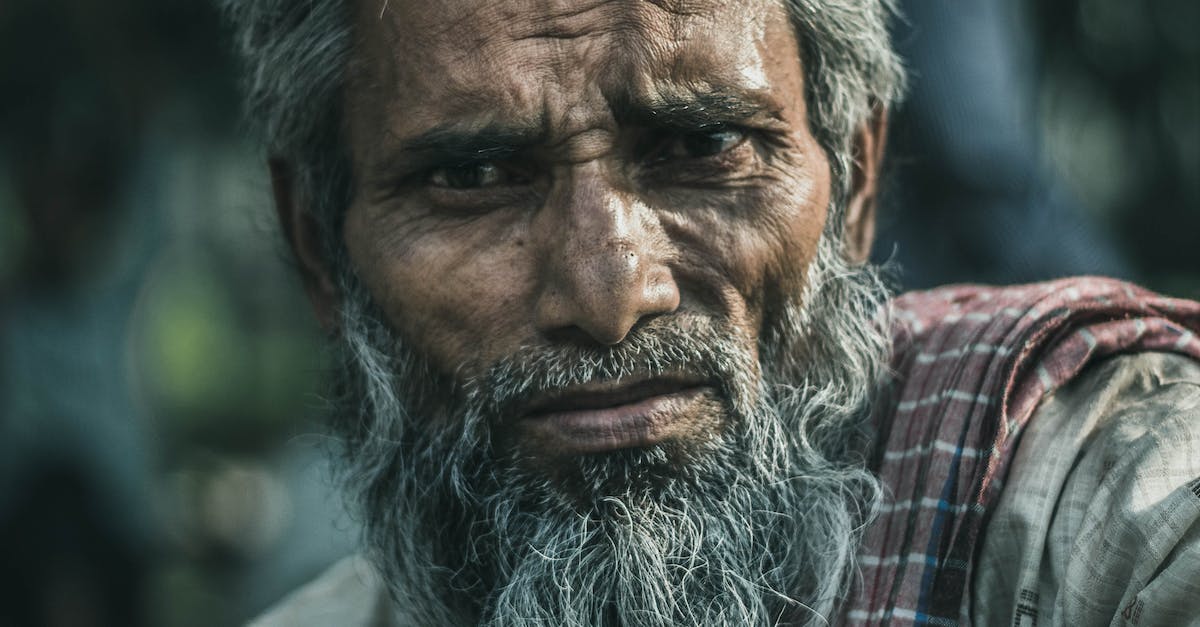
left=889, top=276, right=1198, bottom=342
left=249, top=555, right=397, bottom=627
left=974, top=351, right=1200, bottom=625
left=891, top=276, right=1144, bottom=314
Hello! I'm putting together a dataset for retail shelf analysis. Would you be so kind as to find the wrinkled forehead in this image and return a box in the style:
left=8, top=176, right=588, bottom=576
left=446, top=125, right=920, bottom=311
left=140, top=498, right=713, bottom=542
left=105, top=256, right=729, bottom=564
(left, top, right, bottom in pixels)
left=348, top=0, right=800, bottom=137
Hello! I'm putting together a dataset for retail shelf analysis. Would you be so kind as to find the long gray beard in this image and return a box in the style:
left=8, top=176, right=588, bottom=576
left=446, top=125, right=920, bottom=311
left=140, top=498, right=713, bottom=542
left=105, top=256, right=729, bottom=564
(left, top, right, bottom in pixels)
left=328, top=235, right=893, bottom=626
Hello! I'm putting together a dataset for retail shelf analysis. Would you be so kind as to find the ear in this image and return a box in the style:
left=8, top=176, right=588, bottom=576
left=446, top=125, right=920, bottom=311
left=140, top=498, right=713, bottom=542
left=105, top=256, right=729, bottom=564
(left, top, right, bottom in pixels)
left=269, top=158, right=341, bottom=334
left=843, top=105, right=889, bottom=264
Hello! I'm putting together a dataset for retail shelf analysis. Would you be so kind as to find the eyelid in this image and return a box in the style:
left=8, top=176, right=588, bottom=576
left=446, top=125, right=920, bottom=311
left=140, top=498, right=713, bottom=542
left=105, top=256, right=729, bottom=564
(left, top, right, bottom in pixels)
left=424, top=157, right=540, bottom=192
left=427, top=163, right=491, bottom=188
left=634, top=128, right=768, bottom=189
left=640, top=125, right=749, bottom=161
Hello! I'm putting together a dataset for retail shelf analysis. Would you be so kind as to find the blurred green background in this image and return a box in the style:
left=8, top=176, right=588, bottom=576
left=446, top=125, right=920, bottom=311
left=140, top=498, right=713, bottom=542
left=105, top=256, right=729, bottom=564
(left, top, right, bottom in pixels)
left=0, top=1, right=1195, bottom=626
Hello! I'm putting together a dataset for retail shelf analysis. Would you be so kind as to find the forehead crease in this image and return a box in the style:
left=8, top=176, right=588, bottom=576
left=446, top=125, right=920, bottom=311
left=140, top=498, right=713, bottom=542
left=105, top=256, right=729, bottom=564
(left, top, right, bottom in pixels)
left=357, top=15, right=523, bottom=125
left=507, top=0, right=708, bottom=38
left=358, top=0, right=789, bottom=134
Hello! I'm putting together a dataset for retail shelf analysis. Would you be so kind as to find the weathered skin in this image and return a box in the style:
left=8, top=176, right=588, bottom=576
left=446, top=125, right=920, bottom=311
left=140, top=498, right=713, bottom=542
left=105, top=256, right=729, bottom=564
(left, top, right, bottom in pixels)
left=275, top=0, right=884, bottom=460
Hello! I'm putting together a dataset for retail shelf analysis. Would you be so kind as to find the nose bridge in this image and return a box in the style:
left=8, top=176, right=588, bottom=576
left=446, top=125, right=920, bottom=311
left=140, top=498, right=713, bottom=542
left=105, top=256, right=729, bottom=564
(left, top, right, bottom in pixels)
left=563, top=169, right=635, bottom=257
left=534, top=167, right=679, bottom=345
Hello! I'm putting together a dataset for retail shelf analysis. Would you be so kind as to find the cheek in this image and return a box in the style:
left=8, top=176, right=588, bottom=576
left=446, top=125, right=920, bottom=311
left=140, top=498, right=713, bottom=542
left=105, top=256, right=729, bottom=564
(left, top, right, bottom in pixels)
left=761, top=167, right=829, bottom=293
left=343, top=207, right=534, bottom=373
left=661, top=163, right=829, bottom=340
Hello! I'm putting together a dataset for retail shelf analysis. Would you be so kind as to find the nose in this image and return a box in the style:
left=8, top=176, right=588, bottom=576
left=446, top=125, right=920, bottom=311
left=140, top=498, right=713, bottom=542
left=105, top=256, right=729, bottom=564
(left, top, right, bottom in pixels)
left=533, top=170, right=680, bottom=345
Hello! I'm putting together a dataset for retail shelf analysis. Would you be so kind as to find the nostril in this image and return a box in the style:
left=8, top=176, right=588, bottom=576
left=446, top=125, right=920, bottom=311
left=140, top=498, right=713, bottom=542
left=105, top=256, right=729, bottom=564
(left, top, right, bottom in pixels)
left=534, top=229, right=679, bottom=346
left=627, top=310, right=668, bottom=337
left=541, top=324, right=615, bottom=348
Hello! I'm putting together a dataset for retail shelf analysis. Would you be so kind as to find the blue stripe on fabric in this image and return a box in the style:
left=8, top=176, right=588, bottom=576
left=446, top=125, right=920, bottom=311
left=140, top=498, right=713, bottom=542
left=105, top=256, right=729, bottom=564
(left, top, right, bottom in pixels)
left=916, top=436, right=969, bottom=617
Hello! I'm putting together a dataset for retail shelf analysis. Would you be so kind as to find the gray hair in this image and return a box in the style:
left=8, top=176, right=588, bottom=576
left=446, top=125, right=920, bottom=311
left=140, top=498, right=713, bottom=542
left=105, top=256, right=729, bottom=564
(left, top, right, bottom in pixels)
left=223, top=0, right=905, bottom=259
left=222, top=3, right=904, bottom=620
left=331, top=230, right=893, bottom=624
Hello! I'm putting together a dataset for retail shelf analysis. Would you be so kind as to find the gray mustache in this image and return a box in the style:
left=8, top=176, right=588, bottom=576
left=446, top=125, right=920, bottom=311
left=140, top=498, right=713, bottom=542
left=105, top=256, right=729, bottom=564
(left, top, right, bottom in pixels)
left=468, top=314, right=756, bottom=424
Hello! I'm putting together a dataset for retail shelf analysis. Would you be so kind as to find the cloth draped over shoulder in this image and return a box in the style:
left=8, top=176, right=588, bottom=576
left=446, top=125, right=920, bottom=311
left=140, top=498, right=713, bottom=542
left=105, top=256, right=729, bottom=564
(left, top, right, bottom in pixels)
left=843, top=277, right=1200, bottom=625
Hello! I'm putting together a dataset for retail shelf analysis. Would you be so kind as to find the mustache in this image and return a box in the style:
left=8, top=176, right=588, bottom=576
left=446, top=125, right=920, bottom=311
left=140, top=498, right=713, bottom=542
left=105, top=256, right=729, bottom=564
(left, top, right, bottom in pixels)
left=464, top=313, right=759, bottom=424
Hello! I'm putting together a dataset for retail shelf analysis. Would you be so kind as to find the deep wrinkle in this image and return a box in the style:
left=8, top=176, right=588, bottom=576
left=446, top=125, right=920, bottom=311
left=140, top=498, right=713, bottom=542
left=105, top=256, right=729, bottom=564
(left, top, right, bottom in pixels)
left=320, top=15, right=879, bottom=556
left=232, top=0, right=906, bottom=619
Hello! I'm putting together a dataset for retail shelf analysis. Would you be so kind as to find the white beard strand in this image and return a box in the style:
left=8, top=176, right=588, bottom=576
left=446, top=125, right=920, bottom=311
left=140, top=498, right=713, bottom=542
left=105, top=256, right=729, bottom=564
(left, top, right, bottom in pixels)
left=329, top=235, right=893, bottom=627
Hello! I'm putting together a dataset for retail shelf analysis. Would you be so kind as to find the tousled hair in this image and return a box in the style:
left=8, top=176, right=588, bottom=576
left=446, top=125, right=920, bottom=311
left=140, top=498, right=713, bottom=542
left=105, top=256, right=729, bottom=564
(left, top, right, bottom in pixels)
left=221, top=2, right=904, bottom=620
left=222, top=0, right=905, bottom=262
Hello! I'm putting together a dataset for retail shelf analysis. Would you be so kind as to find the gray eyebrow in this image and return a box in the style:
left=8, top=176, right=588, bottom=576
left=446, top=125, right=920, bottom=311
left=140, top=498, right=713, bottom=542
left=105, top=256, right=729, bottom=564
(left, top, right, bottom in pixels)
left=363, top=120, right=545, bottom=183
left=395, top=122, right=546, bottom=164
left=612, top=88, right=778, bottom=129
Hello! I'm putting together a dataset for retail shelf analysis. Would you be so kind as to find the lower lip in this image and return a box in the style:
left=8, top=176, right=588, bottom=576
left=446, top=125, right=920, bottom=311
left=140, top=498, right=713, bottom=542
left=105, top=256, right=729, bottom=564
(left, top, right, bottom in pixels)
left=518, top=386, right=712, bottom=454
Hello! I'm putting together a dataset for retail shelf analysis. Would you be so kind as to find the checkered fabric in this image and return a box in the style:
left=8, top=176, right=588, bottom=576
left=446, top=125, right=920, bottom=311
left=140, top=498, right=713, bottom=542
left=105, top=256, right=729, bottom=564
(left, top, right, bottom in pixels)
left=842, top=277, right=1200, bottom=625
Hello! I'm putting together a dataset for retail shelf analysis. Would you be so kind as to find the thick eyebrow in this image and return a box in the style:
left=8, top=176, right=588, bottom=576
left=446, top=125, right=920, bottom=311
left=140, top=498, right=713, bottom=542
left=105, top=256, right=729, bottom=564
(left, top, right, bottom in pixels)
left=613, top=88, right=781, bottom=130
left=373, top=121, right=545, bottom=177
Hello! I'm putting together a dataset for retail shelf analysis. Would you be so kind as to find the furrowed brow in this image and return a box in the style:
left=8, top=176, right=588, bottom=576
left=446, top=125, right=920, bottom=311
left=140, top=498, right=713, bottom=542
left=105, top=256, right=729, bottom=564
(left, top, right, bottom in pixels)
left=374, top=122, right=545, bottom=175
left=614, top=88, right=778, bottom=130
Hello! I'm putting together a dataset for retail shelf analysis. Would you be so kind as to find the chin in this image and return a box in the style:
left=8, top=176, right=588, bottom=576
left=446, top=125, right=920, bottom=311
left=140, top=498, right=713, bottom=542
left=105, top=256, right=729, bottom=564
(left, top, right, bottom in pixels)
left=330, top=233, right=894, bottom=626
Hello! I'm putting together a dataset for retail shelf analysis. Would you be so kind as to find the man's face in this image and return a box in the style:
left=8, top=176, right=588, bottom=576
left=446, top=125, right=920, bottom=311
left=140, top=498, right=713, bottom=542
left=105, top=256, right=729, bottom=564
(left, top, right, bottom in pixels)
left=339, top=0, right=834, bottom=465
left=289, top=1, right=890, bottom=622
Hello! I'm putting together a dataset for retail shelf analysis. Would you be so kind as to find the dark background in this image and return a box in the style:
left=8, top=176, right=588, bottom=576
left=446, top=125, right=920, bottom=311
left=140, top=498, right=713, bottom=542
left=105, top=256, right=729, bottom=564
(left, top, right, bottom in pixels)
left=0, top=1, right=1196, bottom=625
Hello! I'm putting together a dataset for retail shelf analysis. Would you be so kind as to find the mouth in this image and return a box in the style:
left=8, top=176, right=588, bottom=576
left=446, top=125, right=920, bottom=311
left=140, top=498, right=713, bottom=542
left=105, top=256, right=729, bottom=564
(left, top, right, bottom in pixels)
left=516, top=376, right=716, bottom=455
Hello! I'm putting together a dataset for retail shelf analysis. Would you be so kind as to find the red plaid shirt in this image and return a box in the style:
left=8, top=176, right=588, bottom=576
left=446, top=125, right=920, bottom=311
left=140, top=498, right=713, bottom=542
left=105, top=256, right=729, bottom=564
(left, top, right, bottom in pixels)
left=843, top=277, right=1200, bottom=625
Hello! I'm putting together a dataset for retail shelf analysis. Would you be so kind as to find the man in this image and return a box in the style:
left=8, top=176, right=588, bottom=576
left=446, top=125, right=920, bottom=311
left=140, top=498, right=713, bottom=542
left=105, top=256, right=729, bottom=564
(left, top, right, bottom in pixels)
left=224, top=0, right=1200, bottom=624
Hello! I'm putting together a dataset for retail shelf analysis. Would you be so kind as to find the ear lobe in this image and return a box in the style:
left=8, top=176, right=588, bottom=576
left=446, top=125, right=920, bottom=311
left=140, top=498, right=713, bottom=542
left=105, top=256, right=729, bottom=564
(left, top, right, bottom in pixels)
left=843, top=105, right=889, bottom=264
left=269, top=159, right=341, bottom=334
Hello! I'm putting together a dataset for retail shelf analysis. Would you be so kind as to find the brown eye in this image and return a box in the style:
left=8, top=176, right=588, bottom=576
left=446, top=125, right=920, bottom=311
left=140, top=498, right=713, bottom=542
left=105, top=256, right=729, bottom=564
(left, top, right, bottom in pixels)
left=428, top=162, right=505, bottom=189
left=670, top=127, right=746, bottom=158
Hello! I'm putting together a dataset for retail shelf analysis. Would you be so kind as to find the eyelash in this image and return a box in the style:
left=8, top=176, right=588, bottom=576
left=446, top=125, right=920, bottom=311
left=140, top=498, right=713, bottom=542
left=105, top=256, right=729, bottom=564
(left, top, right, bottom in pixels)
left=426, top=162, right=524, bottom=190
left=640, top=126, right=749, bottom=163
left=637, top=127, right=760, bottom=186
